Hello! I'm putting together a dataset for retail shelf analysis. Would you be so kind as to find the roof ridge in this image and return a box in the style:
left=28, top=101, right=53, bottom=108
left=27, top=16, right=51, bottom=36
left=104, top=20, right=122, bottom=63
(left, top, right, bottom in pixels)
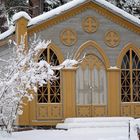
left=0, top=0, right=140, bottom=41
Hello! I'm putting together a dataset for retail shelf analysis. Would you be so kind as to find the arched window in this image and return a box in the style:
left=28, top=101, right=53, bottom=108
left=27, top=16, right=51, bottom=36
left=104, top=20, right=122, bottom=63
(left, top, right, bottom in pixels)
left=121, top=49, right=140, bottom=102
left=37, top=48, right=61, bottom=103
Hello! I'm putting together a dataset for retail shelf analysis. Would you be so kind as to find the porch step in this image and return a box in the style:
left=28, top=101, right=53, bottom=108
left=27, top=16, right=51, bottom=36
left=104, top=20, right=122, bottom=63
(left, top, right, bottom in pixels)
left=56, top=122, right=130, bottom=129
left=64, top=117, right=134, bottom=123
left=56, top=117, right=134, bottom=129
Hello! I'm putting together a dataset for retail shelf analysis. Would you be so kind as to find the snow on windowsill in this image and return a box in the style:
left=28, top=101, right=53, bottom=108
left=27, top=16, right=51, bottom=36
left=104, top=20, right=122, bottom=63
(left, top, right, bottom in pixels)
left=60, top=59, right=78, bottom=68
left=108, top=66, right=119, bottom=69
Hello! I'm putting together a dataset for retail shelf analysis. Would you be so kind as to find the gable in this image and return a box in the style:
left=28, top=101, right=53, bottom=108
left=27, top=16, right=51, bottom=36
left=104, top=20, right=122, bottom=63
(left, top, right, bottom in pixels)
left=28, top=1, right=140, bottom=36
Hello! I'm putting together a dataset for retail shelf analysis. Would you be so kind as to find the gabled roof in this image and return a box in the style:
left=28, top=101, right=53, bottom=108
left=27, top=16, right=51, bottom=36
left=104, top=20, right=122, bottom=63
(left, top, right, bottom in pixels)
left=0, top=0, right=140, bottom=41
left=28, top=0, right=140, bottom=27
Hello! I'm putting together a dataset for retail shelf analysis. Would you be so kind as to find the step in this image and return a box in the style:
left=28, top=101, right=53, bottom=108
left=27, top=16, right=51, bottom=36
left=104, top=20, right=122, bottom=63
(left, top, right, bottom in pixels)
left=56, top=121, right=129, bottom=129
left=64, top=117, right=134, bottom=123
left=56, top=117, right=135, bottom=129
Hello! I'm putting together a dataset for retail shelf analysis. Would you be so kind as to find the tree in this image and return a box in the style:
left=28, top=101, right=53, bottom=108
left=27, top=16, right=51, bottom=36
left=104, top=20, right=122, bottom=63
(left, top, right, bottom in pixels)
left=5, top=0, right=28, bottom=19
left=44, top=0, right=72, bottom=11
left=106, top=0, right=140, bottom=18
left=0, top=35, right=80, bottom=133
left=0, top=8, right=8, bottom=33
left=0, top=36, right=53, bottom=132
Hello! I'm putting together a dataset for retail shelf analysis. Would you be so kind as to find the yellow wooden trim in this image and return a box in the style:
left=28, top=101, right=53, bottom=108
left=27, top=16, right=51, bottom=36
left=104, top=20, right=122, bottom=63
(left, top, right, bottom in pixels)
left=121, top=103, right=140, bottom=117
left=62, top=68, right=77, bottom=118
left=116, top=43, right=140, bottom=68
left=0, top=35, right=15, bottom=47
left=107, top=69, right=120, bottom=116
left=107, top=68, right=120, bottom=71
left=62, top=67, right=78, bottom=71
left=27, top=1, right=140, bottom=36
left=47, top=47, right=50, bottom=103
left=77, top=105, right=107, bottom=117
left=130, top=49, right=133, bottom=102
left=36, top=42, right=64, bottom=63
left=15, top=17, right=29, bottom=50
left=74, top=40, right=110, bottom=68
left=29, top=120, right=63, bottom=126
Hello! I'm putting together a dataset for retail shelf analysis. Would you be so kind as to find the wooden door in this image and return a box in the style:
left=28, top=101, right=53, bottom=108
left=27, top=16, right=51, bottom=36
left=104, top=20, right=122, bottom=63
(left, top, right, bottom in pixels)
left=76, top=54, right=107, bottom=117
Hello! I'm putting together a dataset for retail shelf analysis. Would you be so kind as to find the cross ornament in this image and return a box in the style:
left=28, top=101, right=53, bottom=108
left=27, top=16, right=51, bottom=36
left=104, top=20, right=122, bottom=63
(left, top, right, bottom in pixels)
left=60, top=29, right=77, bottom=46
left=105, top=30, right=120, bottom=47
left=82, top=16, right=98, bottom=33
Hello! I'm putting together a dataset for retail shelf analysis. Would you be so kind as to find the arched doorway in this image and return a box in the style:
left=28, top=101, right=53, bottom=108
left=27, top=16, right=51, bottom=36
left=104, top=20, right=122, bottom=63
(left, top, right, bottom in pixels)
left=76, top=54, right=107, bottom=117
left=75, top=41, right=109, bottom=117
left=120, top=48, right=140, bottom=117
left=35, top=45, right=63, bottom=121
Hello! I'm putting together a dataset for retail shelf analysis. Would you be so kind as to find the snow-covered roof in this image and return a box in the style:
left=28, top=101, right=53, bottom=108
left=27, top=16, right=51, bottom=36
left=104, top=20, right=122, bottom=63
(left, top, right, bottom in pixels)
left=0, top=25, right=15, bottom=40
left=28, top=0, right=140, bottom=26
left=0, top=0, right=140, bottom=41
left=28, top=0, right=86, bottom=26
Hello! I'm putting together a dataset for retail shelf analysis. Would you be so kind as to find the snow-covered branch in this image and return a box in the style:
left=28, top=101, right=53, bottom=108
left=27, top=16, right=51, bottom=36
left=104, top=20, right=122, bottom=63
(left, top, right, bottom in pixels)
left=0, top=36, right=54, bottom=133
left=0, top=35, right=83, bottom=133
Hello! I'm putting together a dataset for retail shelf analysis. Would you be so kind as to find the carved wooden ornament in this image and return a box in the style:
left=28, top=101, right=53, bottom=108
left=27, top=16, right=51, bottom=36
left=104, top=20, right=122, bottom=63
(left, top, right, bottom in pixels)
left=104, top=30, right=120, bottom=48
left=60, top=28, right=77, bottom=46
left=82, top=16, right=99, bottom=33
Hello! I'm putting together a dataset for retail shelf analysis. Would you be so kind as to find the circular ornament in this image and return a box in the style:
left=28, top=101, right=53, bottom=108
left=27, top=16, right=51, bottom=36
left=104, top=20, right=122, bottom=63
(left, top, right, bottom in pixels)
left=104, top=30, right=120, bottom=48
left=60, top=28, right=77, bottom=46
left=82, top=16, right=99, bottom=33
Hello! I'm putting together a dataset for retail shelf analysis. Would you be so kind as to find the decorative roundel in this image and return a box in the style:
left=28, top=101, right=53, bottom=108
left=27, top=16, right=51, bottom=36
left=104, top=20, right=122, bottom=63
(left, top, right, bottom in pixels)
left=60, top=28, right=77, bottom=46
left=82, top=16, right=99, bottom=33
left=104, top=30, right=120, bottom=48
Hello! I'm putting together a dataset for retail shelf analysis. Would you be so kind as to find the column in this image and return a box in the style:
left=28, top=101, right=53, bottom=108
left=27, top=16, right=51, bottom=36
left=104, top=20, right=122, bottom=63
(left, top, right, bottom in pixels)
left=62, top=67, right=77, bottom=118
left=107, top=68, right=120, bottom=116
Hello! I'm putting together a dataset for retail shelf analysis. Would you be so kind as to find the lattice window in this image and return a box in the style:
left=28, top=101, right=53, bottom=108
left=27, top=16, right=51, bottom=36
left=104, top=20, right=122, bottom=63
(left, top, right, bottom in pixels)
left=121, top=49, right=140, bottom=102
left=37, top=48, right=61, bottom=103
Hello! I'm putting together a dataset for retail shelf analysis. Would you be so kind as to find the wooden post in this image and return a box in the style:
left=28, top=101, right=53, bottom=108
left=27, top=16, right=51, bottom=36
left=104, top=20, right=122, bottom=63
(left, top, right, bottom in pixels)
left=62, top=67, right=77, bottom=118
left=14, top=14, right=30, bottom=125
left=107, top=67, right=120, bottom=116
left=15, top=16, right=29, bottom=49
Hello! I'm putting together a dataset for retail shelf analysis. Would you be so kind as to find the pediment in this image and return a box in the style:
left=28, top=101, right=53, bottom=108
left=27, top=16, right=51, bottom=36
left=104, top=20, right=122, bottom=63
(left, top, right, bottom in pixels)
left=28, top=0, right=140, bottom=36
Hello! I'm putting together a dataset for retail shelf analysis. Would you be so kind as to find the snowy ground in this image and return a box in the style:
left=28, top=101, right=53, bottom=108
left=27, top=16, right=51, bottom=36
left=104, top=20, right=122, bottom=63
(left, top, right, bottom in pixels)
left=0, top=128, right=138, bottom=140
left=0, top=117, right=139, bottom=140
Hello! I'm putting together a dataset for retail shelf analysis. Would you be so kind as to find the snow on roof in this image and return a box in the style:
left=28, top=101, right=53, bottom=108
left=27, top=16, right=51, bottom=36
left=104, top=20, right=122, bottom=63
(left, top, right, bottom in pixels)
left=28, top=0, right=86, bottom=26
left=94, top=0, right=140, bottom=25
left=28, top=0, right=140, bottom=26
left=12, top=11, right=31, bottom=23
left=0, top=0, right=140, bottom=40
left=0, top=25, right=15, bottom=40
left=0, top=12, right=31, bottom=41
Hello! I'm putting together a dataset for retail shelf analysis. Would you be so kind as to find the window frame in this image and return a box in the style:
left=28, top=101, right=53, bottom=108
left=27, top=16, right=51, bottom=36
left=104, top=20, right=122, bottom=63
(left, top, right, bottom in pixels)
left=121, top=49, right=140, bottom=102
left=37, top=47, right=61, bottom=104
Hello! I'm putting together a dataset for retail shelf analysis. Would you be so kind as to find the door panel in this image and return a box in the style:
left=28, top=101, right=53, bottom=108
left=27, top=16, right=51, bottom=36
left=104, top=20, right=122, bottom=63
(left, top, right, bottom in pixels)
left=76, top=54, right=107, bottom=117
left=121, top=103, right=140, bottom=117
left=37, top=104, right=62, bottom=120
